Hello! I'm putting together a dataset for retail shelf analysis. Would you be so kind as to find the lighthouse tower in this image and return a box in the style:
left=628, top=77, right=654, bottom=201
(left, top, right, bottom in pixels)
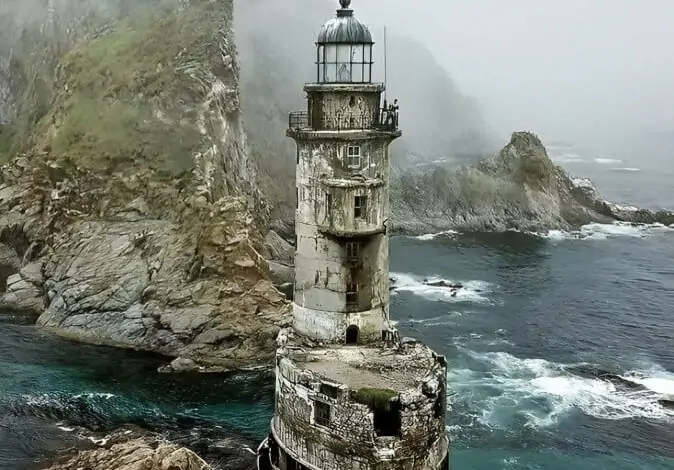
left=257, top=1, right=450, bottom=469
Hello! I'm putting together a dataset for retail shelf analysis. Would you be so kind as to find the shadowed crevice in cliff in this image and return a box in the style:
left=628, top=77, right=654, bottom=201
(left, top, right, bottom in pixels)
left=391, top=132, right=674, bottom=234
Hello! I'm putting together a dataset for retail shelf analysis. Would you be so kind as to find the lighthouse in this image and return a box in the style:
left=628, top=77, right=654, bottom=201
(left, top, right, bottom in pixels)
left=257, top=1, right=450, bottom=469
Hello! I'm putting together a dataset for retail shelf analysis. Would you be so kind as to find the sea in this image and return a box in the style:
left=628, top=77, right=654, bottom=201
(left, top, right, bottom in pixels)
left=1, top=142, right=673, bottom=470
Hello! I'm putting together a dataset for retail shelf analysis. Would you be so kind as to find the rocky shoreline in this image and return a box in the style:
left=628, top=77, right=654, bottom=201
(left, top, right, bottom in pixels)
left=40, top=422, right=258, bottom=470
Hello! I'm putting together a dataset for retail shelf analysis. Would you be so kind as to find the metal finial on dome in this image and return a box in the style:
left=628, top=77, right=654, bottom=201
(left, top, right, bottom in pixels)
left=339, top=0, right=352, bottom=9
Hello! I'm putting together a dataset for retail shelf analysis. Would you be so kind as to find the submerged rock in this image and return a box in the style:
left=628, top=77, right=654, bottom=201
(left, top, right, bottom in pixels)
left=42, top=423, right=257, bottom=470
left=45, top=438, right=212, bottom=470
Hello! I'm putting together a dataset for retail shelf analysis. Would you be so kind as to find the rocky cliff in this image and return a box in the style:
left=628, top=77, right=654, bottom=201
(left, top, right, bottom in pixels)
left=0, top=0, right=290, bottom=372
left=392, top=132, right=674, bottom=234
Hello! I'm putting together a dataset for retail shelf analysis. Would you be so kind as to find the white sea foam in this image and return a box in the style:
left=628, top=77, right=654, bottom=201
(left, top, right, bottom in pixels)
left=390, top=272, right=492, bottom=304
left=536, top=221, right=673, bottom=241
left=611, top=167, right=641, bottom=172
left=414, top=230, right=458, bottom=241
left=552, top=153, right=584, bottom=163
left=620, top=368, right=674, bottom=395
left=449, top=350, right=674, bottom=430
left=594, top=158, right=623, bottom=164
left=72, top=392, right=115, bottom=400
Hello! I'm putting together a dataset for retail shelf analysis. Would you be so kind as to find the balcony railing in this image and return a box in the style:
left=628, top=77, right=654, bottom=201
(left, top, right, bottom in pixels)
left=288, top=111, right=309, bottom=130
left=287, top=108, right=399, bottom=132
left=376, top=107, right=399, bottom=132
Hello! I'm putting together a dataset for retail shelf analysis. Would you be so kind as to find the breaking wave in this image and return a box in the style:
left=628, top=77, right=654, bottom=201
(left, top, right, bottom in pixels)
left=537, top=222, right=674, bottom=241
left=449, top=349, right=674, bottom=430
left=594, top=158, right=623, bottom=164
left=390, top=272, right=493, bottom=304
left=414, top=230, right=458, bottom=241
left=551, top=153, right=585, bottom=163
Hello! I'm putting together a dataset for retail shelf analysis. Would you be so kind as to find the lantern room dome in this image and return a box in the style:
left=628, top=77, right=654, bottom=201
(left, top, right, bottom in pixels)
left=317, top=0, right=373, bottom=45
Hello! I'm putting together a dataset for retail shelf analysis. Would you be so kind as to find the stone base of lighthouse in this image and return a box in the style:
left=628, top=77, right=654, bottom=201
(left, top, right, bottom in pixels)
left=257, top=329, right=450, bottom=470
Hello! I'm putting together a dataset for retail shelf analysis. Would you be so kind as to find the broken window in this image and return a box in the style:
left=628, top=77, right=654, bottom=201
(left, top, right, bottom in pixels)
left=320, top=383, right=340, bottom=399
left=326, top=192, right=333, bottom=213
left=346, top=283, right=358, bottom=307
left=354, top=195, right=367, bottom=219
left=374, top=399, right=402, bottom=437
left=347, top=145, right=361, bottom=169
left=346, top=241, right=360, bottom=260
left=314, top=400, right=331, bottom=427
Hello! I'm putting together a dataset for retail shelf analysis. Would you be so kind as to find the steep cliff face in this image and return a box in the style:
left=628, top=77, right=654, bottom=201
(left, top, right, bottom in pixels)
left=392, top=132, right=674, bottom=234
left=0, top=0, right=289, bottom=371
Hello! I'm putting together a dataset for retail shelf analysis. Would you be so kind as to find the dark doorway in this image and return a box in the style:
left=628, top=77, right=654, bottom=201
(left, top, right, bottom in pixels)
left=345, top=325, right=359, bottom=345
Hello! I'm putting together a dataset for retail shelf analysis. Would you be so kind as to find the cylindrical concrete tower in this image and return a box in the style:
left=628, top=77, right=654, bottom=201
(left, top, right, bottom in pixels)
left=287, top=0, right=401, bottom=345
left=256, top=2, right=450, bottom=470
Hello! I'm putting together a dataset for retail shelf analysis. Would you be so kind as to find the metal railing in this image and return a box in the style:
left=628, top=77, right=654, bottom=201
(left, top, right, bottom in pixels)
left=287, top=108, right=399, bottom=132
left=376, top=107, right=399, bottom=132
left=288, top=111, right=309, bottom=130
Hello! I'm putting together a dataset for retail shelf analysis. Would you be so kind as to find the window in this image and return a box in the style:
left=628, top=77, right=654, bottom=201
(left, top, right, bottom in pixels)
left=326, top=193, right=333, bottom=213
left=314, top=400, right=331, bottom=427
left=346, top=283, right=358, bottom=307
left=295, top=187, right=298, bottom=209
left=354, top=195, right=367, bottom=219
left=346, top=242, right=360, bottom=260
left=347, top=145, right=361, bottom=169
left=374, top=399, right=402, bottom=437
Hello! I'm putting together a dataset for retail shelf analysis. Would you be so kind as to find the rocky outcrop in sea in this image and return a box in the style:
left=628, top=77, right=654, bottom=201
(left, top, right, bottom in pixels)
left=390, top=132, right=674, bottom=234
left=42, top=424, right=257, bottom=470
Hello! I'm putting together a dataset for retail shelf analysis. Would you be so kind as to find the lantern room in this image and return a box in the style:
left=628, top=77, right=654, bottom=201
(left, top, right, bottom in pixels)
left=316, top=0, right=374, bottom=84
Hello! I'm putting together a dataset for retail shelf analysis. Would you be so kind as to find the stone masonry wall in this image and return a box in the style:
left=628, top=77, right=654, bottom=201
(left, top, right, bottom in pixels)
left=272, top=351, right=449, bottom=470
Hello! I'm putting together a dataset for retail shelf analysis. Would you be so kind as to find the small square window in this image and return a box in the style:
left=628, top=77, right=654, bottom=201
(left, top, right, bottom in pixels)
left=346, top=242, right=360, bottom=260
left=346, top=283, right=358, bottom=307
left=354, top=195, right=367, bottom=219
left=314, top=400, right=331, bottom=427
left=347, top=145, right=361, bottom=169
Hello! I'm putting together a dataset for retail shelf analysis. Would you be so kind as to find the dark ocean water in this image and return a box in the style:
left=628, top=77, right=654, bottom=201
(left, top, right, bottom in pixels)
left=1, top=151, right=673, bottom=469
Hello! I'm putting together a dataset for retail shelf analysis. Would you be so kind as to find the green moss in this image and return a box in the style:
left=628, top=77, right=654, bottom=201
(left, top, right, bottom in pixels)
left=10, top=1, right=231, bottom=175
left=351, top=387, right=399, bottom=412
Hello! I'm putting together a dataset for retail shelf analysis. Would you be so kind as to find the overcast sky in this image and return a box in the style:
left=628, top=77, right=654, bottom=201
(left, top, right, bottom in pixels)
left=327, top=0, right=674, bottom=148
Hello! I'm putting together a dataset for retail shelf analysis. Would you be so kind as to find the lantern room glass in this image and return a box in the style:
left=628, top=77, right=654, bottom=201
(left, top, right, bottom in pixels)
left=317, top=43, right=373, bottom=84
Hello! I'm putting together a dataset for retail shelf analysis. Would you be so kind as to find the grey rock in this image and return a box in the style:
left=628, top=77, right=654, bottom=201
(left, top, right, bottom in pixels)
left=390, top=132, right=673, bottom=234
left=0, top=271, right=44, bottom=316
left=264, top=230, right=294, bottom=264
left=267, top=260, right=294, bottom=286
left=44, top=437, right=213, bottom=470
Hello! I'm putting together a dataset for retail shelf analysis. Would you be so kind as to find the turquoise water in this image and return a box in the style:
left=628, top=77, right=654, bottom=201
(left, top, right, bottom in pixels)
left=2, top=156, right=674, bottom=469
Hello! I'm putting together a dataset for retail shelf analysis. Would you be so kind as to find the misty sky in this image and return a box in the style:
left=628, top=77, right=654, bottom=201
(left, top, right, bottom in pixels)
left=320, top=0, right=674, bottom=147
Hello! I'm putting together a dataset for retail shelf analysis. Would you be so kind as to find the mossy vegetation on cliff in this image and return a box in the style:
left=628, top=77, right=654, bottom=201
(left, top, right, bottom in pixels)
left=2, top=0, right=233, bottom=177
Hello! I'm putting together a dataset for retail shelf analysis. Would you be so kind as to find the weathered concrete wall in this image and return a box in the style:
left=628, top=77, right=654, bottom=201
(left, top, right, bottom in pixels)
left=306, top=85, right=383, bottom=131
left=272, top=352, right=449, bottom=470
left=292, top=303, right=387, bottom=343
left=291, top=129, right=394, bottom=344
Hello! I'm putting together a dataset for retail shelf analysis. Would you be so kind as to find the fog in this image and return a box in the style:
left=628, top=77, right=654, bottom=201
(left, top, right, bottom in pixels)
left=254, top=0, right=673, bottom=152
